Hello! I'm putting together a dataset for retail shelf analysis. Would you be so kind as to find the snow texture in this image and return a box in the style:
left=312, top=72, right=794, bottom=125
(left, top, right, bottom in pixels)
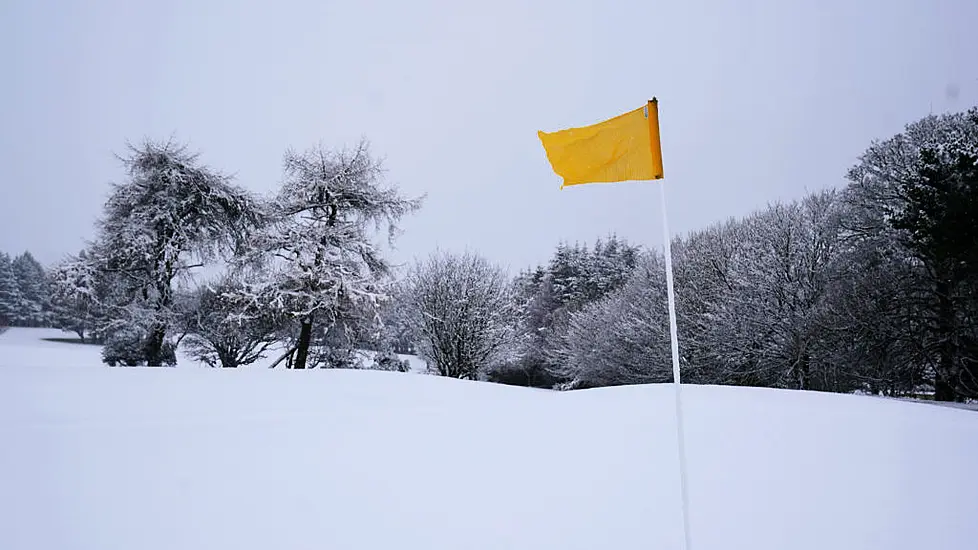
left=2, top=328, right=977, bottom=550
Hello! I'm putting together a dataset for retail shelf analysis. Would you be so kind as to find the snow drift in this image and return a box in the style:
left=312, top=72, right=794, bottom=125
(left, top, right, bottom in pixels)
left=1, top=329, right=977, bottom=550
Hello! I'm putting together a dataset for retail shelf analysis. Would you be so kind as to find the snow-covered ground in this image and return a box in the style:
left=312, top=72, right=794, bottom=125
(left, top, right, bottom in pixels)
left=0, top=327, right=429, bottom=373
left=2, top=328, right=977, bottom=550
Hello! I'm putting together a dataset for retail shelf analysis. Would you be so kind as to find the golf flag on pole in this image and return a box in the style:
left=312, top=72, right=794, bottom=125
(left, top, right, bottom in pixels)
left=537, top=98, right=664, bottom=188
left=537, top=97, right=693, bottom=550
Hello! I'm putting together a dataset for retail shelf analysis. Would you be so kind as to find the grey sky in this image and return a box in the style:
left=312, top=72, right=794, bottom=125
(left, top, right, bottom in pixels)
left=2, top=0, right=976, bottom=274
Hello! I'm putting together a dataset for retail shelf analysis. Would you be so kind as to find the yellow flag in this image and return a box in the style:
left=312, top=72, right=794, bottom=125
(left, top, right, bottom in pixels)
left=538, top=98, right=664, bottom=188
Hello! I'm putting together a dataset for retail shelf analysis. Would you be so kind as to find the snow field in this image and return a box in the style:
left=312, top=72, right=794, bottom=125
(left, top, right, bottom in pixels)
left=2, top=328, right=977, bottom=550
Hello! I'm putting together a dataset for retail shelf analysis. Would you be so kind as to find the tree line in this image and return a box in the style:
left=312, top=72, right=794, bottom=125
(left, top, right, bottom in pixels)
left=486, top=107, right=977, bottom=402
left=0, top=250, right=49, bottom=328
left=6, top=106, right=977, bottom=402
left=485, top=107, right=977, bottom=402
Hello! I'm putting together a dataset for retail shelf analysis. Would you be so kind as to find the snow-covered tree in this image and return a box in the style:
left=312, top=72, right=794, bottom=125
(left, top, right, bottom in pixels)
left=89, top=139, right=262, bottom=366
left=404, top=249, right=517, bottom=380
left=820, top=234, right=929, bottom=396
left=589, top=235, right=641, bottom=299
left=0, top=253, right=22, bottom=326
left=374, top=278, right=417, bottom=355
left=671, top=216, right=753, bottom=386
left=232, top=139, right=422, bottom=369
left=48, top=250, right=105, bottom=342
left=181, top=273, right=288, bottom=368
left=665, top=191, right=845, bottom=390
left=489, top=266, right=561, bottom=387
left=503, top=235, right=642, bottom=387
left=843, top=107, right=978, bottom=400
left=730, top=191, right=843, bottom=390
left=547, top=242, right=592, bottom=308
left=11, top=251, right=49, bottom=327
left=552, top=251, right=672, bottom=388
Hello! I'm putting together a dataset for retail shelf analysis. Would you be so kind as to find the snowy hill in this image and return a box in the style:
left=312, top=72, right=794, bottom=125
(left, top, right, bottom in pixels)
left=2, top=328, right=977, bottom=550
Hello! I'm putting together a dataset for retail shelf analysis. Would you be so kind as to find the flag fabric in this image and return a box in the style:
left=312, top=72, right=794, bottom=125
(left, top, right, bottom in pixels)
left=538, top=98, right=664, bottom=188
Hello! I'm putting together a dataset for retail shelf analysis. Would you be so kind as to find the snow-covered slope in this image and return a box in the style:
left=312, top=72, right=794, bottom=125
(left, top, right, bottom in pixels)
left=2, top=329, right=977, bottom=550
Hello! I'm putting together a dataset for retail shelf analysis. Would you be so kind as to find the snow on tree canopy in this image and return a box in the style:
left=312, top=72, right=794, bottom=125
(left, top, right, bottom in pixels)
left=231, top=139, right=423, bottom=369
left=11, top=252, right=48, bottom=327
left=0, top=253, right=22, bottom=326
left=88, top=139, right=263, bottom=366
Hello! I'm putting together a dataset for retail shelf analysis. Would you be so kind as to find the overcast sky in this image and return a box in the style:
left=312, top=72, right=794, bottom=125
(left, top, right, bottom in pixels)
left=2, top=0, right=976, bottom=273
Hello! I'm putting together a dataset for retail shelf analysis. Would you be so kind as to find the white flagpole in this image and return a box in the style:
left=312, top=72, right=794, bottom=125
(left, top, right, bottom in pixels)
left=659, top=180, right=692, bottom=550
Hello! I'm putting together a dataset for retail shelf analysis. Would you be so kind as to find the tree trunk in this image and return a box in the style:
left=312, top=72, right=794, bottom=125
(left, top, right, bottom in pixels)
left=294, top=316, right=314, bottom=369
left=934, top=372, right=956, bottom=402
left=795, top=352, right=811, bottom=391
left=145, top=323, right=167, bottom=366
left=219, top=346, right=237, bottom=368
left=933, top=279, right=959, bottom=402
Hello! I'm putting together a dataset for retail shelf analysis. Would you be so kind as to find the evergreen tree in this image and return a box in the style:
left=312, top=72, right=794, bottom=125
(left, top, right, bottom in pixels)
left=0, top=253, right=22, bottom=326
left=844, top=106, right=978, bottom=400
left=12, top=251, right=49, bottom=327
left=490, top=266, right=560, bottom=387
left=48, top=248, right=119, bottom=343
left=505, top=235, right=643, bottom=387
left=889, top=139, right=978, bottom=399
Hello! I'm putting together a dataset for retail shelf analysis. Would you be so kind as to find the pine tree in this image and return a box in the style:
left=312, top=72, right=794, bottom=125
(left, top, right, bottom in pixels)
left=493, top=266, right=560, bottom=387
left=12, top=251, right=49, bottom=327
left=889, top=140, right=978, bottom=399
left=502, top=236, right=643, bottom=387
left=0, top=253, right=23, bottom=326
left=844, top=106, right=978, bottom=400
left=48, top=249, right=117, bottom=343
